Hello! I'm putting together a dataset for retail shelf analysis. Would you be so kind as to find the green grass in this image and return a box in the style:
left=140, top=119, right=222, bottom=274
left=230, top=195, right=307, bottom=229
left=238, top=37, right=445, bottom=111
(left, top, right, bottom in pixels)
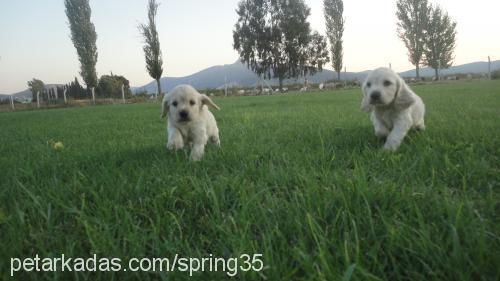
left=1, top=80, right=499, bottom=280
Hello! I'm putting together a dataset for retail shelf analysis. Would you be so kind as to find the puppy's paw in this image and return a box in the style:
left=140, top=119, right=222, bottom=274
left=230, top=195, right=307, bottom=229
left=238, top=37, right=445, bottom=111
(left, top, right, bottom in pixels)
left=383, top=140, right=400, bottom=151
left=189, top=153, right=203, bottom=162
left=167, top=141, right=183, bottom=151
left=213, top=137, right=221, bottom=148
left=189, top=146, right=205, bottom=161
left=415, top=123, right=426, bottom=131
left=375, top=129, right=389, bottom=139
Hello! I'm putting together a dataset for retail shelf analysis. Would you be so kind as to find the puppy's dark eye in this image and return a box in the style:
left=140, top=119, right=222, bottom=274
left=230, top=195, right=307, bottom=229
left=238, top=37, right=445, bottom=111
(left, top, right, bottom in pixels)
left=172, top=101, right=178, bottom=107
left=190, top=100, right=195, bottom=106
left=383, top=80, right=392, bottom=87
left=366, top=82, right=371, bottom=88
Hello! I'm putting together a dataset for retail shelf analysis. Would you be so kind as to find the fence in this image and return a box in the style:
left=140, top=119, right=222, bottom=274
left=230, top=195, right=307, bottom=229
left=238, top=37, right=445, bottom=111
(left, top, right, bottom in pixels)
left=0, top=97, right=156, bottom=113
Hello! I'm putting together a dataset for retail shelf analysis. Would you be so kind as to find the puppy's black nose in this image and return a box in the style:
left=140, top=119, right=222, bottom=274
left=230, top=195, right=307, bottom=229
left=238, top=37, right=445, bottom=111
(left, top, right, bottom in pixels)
left=371, top=91, right=381, bottom=100
left=179, top=110, right=188, bottom=119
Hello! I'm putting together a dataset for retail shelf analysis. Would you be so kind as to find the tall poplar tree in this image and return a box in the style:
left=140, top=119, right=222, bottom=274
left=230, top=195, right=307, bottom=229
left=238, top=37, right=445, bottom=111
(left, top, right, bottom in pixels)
left=64, top=0, right=98, bottom=95
left=139, top=0, right=164, bottom=99
left=324, top=0, right=344, bottom=81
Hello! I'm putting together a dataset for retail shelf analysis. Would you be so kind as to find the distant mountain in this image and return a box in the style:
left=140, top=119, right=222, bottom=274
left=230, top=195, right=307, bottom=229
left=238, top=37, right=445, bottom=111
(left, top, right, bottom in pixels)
left=4, top=60, right=498, bottom=98
left=132, top=60, right=500, bottom=94
left=131, top=61, right=260, bottom=94
left=131, top=60, right=369, bottom=94
left=0, top=89, right=31, bottom=101
left=0, top=84, right=63, bottom=101
left=399, top=60, right=500, bottom=77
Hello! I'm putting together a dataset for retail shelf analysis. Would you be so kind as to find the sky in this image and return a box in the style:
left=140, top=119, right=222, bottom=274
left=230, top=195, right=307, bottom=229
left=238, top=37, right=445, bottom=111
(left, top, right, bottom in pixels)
left=0, top=0, right=499, bottom=94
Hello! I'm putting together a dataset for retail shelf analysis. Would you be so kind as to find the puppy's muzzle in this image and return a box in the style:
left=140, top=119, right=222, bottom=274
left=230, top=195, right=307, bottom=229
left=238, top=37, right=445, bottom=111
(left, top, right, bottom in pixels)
left=179, top=110, right=190, bottom=122
left=370, top=91, right=382, bottom=104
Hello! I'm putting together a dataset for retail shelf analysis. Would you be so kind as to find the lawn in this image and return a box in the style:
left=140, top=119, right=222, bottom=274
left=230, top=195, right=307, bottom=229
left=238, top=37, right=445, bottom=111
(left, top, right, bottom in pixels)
left=0, top=80, right=499, bottom=280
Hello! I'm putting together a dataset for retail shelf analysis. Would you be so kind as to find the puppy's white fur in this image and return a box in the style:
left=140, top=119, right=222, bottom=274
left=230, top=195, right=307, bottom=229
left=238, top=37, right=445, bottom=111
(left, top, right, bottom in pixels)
left=161, top=85, right=220, bottom=161
left=361, top=67, right=425, bottom=151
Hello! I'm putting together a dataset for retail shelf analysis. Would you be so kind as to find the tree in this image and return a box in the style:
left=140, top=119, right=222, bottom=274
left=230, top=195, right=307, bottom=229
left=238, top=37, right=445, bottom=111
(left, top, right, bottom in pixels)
left=139, top=0, right=163, bottom=100
left=423, top=5, right=457, bottom=80
left=492, top=69, right=500, bottom=80
left=97, top=74, right=132, bottom=98
left=234, top=0, right=324, bottom=91
left=64, top=0, right=98, bottom=94
left=324, top=0, right=344, bottom=81
left=301, top=31, right=330, bottom=84
left=27, top=78, right=45, bottom=103
left=66, top=77, right=87, bottom=99
left=233, top=0, right=273, bottom=82
left=396, top=0, right=429, bottom=79
left=269, top=0, right=312, bottom=90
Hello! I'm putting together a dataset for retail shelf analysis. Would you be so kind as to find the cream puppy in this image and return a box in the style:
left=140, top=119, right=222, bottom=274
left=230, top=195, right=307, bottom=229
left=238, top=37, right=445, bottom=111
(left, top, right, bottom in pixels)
left=161, top=85, right=220, bottom=161
left=361, top=67, right=425, bottom=151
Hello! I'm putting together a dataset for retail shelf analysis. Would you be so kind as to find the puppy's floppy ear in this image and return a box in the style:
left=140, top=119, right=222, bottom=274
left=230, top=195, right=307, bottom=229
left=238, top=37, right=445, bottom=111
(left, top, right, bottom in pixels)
left=160, top=94, right=169, bottom=118
left=360, top=83, right=373, bottom=113
left=200, top=94, right=220, bottom=110
left=395, top=77, right=415, bottom=109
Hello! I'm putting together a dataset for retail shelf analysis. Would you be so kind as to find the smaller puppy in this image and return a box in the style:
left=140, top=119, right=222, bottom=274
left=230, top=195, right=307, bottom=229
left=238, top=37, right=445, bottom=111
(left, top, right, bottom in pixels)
left=161, top=85, right=220, bottom=161
left=361, top=67, right=425, bottom=151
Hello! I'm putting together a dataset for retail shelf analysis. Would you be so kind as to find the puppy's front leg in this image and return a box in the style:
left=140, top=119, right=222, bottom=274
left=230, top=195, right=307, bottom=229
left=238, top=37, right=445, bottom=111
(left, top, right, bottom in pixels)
left=190, top=128, right=208, bottom=161
left=210, top=127, right=221, bottom=147
left=167, top=126, right=184, bottom=151
left=383, top=115, right=412, bottom=151
left=372, top=114, right=389, bottom=138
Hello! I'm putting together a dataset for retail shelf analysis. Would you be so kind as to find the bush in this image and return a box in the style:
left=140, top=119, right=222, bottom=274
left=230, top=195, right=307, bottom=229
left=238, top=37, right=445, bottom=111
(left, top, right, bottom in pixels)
left=491, top=69, right=500, bottom=80
left=97, top=75, right=133, bottom=98
left=134, top=91, right=151, bottom=98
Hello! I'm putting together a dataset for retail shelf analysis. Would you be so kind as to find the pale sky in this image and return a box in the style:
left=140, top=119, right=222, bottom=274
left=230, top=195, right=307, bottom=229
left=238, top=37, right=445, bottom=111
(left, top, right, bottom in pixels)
left=0, top=0, right=499, bottom=94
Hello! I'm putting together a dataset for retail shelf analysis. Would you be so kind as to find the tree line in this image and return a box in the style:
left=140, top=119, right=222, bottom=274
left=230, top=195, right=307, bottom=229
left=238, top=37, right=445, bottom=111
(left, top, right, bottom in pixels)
left=27, top=75, right=132, bottom=103
left=27, top=0, right=457, bottom=103
left=233, top=0, right=330, bottom=91
left=28, top=0, right=162, bottom=102
left=234, top=0, right=457, bottom=84
left=397, top=0, right=457, bottom=79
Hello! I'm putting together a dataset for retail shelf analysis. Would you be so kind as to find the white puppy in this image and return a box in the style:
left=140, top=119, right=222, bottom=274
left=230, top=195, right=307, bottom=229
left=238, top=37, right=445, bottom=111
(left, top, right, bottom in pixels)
left=161, top=85, right=220, bottom=161
left=361, top=67, right=425, bottom=151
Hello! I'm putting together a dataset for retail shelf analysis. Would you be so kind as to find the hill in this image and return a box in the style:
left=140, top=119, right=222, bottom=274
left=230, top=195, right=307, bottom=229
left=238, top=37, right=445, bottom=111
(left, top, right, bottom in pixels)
left=3, top=60, right=498, bottom=98
left=399, top=60, right=500, bottom=77
left=0, top=84, right=64, bottom=101
left=131, top=61, right=371, bottom=94
left=133, top=60, right=500, bottom=93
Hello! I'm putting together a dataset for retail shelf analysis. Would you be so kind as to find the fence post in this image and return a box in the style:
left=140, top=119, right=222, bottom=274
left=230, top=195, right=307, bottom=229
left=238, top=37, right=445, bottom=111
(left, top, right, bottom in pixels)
left=224, top=75, right=228, bottom=97
left=54, top=86, right=58, bottom=100
left=63, top=87, right=67, bottom=104
left=488, top=56, right=491, bottom=80
left=91, top=87, right=96, bottom=105
left=438, top=60, right=441, bottom=81
left=344, top=66, right=347, bottom=88
left=10, top=95, right=15, bottom=111
left=121, top=84, right=125, bottom=104
left=37, top=91, right=40, bottom=108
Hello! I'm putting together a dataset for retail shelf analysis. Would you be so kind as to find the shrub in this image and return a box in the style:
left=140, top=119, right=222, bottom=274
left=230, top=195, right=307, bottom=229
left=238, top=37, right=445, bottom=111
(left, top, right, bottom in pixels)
left=97, top=75, right=133, bottom=98
left=491, top=69, right=500, bottom=80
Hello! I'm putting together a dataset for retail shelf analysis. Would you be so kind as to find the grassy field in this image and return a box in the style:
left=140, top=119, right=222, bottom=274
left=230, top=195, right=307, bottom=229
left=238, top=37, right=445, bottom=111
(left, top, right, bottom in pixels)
left=1, top=80, right=499, bottom=280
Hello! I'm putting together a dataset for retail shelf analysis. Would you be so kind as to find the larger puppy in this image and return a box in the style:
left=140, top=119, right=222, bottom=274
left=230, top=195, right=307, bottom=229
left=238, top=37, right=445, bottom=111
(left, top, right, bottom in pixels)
left=161, top=85, right=220, bottom=161
left=361, top=67, right=425, bottom=151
